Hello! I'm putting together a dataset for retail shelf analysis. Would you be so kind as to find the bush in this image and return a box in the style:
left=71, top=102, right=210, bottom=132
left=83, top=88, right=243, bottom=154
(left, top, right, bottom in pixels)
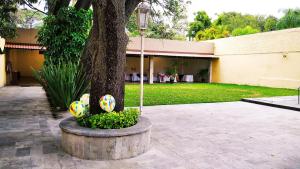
left=77, top=108, right=140, bottom=129
left=38, top=7, right=92, bottom=65
left=33, top=62, right=90, bottom=111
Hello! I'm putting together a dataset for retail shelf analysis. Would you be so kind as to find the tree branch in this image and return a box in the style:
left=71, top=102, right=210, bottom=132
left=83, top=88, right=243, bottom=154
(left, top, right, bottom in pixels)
left=48, top=0, right=71, bottom=15
left=125, top=0, right=142, bottom=23
left=22, top=0, right=47, bottom=15
left=75, top=0, right=92, bottom=10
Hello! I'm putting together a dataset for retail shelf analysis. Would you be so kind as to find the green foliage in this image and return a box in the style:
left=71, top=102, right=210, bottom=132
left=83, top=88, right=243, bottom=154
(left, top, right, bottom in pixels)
left=231, top=26, right=260, bottom=36
left=38, top=7, right=92, bottom=65
left=188, top=11, right=211, bottom=38
left=0, top=0, right=38, bottom=38
left=0, top=0, right=17, bottom=38
left=147, top=21, right=178, bottom=40
left=126, top=0, right=188, bottom=40
left=16, top=8, right=45, bottom=28
left=214, top=12, right=262, bottom=32
left=276, top=9, right=300, bottom=30
left=77, top=108, right=140, bottom=129
left=33, top=62, right=90, bottom=111
left=195, top=25, right=229, bottom=41
left=126, top=13, right=139, bottom=37
left=264, top=16, right=278, bottom=31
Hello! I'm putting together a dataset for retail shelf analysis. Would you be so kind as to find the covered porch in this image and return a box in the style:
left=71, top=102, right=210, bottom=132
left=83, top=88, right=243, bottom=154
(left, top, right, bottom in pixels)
left=125, top=37, right=216, bottom=84
left=125, top=56, right=217, bottom=83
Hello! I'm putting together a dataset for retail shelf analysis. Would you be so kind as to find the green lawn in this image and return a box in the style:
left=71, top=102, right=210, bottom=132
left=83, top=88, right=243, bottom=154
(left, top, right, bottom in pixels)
left=124, top=83, right=297, bottom=107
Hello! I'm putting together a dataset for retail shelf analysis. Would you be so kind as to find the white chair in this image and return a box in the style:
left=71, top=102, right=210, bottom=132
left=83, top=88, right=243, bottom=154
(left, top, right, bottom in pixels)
left=131, top=73, right=140, bottom=82
left=182, top=75, right=194, bottom=82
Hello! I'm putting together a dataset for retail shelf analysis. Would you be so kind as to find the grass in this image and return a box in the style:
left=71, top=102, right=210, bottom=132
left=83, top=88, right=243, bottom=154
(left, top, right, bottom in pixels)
left=124, top=83, right=297, bottom=107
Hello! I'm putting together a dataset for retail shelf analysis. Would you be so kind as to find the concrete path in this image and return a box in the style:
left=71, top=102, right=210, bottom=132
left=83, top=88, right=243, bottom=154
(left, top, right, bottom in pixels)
left=1, top=86, right=300, bottom=169
left=243, top=96, right=300, bottom=111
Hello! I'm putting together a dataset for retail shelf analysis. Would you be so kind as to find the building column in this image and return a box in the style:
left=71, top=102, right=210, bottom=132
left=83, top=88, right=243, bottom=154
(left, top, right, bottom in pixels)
left=209, top=59, right=213, bottom=83
left=149, top=56, right=154, bottom=84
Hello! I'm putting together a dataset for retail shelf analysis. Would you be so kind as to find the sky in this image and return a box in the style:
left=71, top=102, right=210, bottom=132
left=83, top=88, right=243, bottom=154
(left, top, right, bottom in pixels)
left=187, top=0, right=300, bottom=21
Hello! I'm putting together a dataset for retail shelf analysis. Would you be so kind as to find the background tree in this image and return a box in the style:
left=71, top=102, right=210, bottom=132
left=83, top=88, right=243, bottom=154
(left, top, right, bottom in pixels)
left=231, top=26, right=260, bottom=36
left=16, top=8, right=45, bottom=28
left=264, top=16, right=278, bottom=31
left=126, top=0, right=188, bottom=40
left=276, top=9, right=300, bottom=30
left=195, top=25, right=229, bottom=41
left=187, top=11, right=211, bottom=38
left=0, top=1, right=19, bottom=38
left=214, top=12, right=261, bottom=32
left=147, top=21, right=177, bottom=39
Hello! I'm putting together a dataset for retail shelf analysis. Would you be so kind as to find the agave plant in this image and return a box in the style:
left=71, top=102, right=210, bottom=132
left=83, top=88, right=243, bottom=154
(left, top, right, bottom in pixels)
left=33, top=62, right=90, bottom=111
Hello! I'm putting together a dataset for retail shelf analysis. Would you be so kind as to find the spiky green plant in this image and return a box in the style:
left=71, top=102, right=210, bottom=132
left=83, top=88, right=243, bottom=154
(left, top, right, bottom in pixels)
left=33, top=62, right=90, bottom=111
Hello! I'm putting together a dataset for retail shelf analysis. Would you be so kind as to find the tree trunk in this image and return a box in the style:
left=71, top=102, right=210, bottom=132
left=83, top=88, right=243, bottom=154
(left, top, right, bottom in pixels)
left=89, top=0, right=128, bottom=114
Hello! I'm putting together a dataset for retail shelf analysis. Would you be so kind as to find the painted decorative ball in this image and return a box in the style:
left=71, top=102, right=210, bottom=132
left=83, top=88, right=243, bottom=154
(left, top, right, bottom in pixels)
left=80, top=93, right=90, bottom=106
left=99, top=94, right=116, bottom=112
left=69, top=101, right=87, bottom=118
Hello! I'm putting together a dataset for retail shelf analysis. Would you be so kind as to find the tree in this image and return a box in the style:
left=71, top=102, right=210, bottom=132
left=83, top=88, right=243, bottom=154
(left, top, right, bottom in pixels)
left=147, top=21, right=177, bottom=39
left=264, top=16, right=278, bottom=31
left=231, top=26, right=260, bottom=36
left=0, top=0, right=46, bottom=38
left=214, top=12, right=261, bottom=32
left=188, top=11, right=211, bottom=38
left=126, top=0, right=188, bottom=40
left=195, top=25, right=229, bottom=41
left=0, top=1, right=18, bottom=38
left=38, top=7, right=92, bottom=65
left=16, top=8, right=45, bottom=28
left=78, top=0, right=187, bottom=113
left=276, top=9, right=300, bottom=30
left=3, top=0, right=191, bottom=113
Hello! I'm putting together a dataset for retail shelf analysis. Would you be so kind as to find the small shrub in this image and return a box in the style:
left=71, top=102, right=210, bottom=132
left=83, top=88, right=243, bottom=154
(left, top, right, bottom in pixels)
left=77, top=108, right=140, bottom=129
left=33, top=62, right=90, bottom=111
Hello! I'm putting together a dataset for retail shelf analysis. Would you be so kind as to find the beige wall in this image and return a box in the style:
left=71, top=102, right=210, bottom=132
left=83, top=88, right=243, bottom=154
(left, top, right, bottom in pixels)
left=0, top=37, right=5, bottom=87
left=8, top=49, right=44, bottom=77
left=211, top=28, right=300, bottom=89
left=7, top=28, right=38, bottom=44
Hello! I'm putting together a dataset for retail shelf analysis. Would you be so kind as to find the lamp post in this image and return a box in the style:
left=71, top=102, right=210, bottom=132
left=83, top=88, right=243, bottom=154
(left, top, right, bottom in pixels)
left=136, top=1, right=150, bottom=114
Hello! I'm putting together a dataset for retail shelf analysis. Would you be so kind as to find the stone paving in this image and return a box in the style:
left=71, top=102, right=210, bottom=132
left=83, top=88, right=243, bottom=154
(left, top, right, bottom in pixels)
left=243, top=96, right=300, bottom=111
left=1, top=86, right=300, bottom=169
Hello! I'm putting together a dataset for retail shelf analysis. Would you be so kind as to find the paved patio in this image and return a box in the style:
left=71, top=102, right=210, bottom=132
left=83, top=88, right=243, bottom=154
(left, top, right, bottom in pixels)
left=1, top=86, right=300, bottom=169
left=243, top=96, right=300, bottom=111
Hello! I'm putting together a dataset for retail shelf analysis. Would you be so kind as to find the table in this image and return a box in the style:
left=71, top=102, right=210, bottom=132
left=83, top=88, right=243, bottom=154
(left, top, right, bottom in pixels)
left=182, top=75, right=194, bottom=82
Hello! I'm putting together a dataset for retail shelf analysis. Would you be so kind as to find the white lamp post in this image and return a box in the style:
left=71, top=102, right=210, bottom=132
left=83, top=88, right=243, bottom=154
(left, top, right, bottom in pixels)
left=136, top=1, right=150, bottom=114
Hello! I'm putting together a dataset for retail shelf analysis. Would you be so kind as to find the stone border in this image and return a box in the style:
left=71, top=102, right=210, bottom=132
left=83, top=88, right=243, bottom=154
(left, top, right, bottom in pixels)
left=59, top=116, right=152, bottom=160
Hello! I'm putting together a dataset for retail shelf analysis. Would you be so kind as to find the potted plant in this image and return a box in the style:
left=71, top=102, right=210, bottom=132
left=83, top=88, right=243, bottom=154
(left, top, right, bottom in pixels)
left=197, top=69, right=209, bottom=83
left=166, top=65, right=178, bottom=84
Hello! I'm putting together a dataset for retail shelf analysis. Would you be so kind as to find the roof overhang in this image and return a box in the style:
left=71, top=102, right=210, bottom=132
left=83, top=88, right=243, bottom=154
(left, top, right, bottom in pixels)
left=5, top=43, right=45, bottom=50
left=126, top=49, right=217, bottom=58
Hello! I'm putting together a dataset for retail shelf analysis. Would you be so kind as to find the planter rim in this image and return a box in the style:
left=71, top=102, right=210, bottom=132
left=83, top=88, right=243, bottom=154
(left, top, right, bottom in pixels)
left=59, top=116, right=152, bottom=137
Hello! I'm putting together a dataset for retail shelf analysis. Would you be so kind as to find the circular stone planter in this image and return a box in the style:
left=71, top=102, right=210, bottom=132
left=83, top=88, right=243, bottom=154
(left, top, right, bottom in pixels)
left=59, top=117, right=152, bottom=160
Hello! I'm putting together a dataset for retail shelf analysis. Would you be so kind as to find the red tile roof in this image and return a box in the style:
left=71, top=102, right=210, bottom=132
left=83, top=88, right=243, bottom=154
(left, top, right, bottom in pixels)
left=5, top=43, right=45, bottom=50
